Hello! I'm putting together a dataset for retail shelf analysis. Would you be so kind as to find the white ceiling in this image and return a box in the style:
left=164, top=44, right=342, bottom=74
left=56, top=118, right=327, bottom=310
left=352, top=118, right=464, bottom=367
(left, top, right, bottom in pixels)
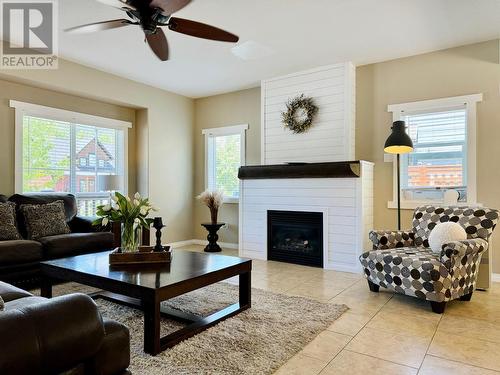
left=59, top=0, right=500, bottom=98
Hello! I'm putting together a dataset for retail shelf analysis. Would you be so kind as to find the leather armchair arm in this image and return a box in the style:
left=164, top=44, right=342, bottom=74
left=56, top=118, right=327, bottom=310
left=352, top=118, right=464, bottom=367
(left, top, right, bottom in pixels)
left=70, top=216, right=105, bottom=233
left=86, top=319, right=131, bottom=375
left=0, top=294, right=105, bottom=375
left=440, top=238, right=488, bottom=269
left=368, top=230, right=415, bottom=250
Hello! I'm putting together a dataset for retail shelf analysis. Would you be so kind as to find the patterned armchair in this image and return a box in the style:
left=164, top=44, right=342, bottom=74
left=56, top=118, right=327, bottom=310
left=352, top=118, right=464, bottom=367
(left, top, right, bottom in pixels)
left=359, top=206, right=499, bottom=313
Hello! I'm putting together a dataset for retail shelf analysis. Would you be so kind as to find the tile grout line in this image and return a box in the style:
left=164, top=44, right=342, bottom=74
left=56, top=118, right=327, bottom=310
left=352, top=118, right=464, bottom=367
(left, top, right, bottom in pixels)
left=416, top=310, right=443, bottom=373
left=424, top=308, right=500, bottom=372
left=316, top=292, right=396, bottom=374
left=424, top=354, right=500, bottom=373
left=286, top=280, right=393, bottom=374
left=273, top=271, right=373, bottom=373
left=342, top=349, right=420, bottom=371
left=442, top=311, right=500, bottom=326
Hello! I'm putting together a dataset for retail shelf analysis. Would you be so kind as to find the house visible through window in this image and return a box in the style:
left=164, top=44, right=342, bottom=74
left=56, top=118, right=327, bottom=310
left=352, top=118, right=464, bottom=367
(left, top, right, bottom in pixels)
left=388, top=94, right=481, bottom=207
left=401, top=109, right=467, bottom=201
left=203, top=124, right=248, bottom=203
left=12, top=101, right=130, bottom=216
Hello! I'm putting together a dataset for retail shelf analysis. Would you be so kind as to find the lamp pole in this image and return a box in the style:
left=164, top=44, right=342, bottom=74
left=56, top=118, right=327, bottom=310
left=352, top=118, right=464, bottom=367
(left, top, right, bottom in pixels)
left=397, top=153, right=401, bottom=230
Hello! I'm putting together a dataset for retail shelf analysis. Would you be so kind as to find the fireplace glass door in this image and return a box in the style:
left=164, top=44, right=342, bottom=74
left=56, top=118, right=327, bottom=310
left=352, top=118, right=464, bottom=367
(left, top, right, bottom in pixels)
left=267, top=210, right=323, bottom=268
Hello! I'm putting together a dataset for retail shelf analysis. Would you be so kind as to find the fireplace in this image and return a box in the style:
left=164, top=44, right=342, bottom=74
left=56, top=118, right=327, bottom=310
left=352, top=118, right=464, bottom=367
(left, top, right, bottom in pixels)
left=267, top=210, right=323, bottom=268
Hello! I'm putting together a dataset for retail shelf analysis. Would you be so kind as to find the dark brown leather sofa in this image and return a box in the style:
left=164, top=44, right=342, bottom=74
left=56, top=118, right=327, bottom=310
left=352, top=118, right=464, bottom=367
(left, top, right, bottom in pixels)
left=0, top=193, right=114, bottom=288
left=0, top=281, right=130, bottom=375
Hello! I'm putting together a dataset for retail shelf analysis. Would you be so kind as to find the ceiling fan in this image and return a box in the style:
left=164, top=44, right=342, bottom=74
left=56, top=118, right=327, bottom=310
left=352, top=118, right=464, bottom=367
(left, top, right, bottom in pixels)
left=66, top=0, right=239, bottom=61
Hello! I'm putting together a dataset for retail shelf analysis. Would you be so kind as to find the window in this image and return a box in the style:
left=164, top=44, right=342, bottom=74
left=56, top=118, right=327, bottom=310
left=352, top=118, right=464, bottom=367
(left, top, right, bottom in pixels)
left=11, top=101, right=131, bottom=216
left=388, top=94, right=481, bottom=208
left=88, top=153, right=96, bottom=167
left=203, top=124, right=248, bottom=203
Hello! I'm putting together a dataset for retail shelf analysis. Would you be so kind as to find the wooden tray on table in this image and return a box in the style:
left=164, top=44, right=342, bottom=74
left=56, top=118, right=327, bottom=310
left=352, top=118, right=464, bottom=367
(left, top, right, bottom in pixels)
left=109, top=246, right=171, bottom=266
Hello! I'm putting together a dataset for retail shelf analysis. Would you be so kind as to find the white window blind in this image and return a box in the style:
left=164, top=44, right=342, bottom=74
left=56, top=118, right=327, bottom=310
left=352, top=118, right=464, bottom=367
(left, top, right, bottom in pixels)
left=21, top=115, right=126, bottom=215
left=400, top=108, right=467, bottom=201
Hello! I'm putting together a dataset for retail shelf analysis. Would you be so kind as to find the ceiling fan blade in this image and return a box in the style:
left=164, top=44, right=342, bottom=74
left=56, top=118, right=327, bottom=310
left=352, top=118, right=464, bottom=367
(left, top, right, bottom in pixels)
left=146, top=28, right=169, bottom=61
left=95, top=0, right=136, bottom=10
left=150, top=0, right=191, bottom=15
left=65, top=19, right=134, bottom=34
left=168, top=17, right=239, bottom=43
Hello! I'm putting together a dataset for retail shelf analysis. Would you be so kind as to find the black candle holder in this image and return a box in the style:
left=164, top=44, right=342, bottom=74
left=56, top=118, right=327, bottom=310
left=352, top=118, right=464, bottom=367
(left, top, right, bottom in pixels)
left=153, top=217, right=165, bottom=252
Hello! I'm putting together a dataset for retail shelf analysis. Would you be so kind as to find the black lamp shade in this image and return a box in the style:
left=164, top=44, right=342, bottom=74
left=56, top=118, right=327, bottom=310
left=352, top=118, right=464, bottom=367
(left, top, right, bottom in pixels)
left=384, top=121, right=414, bottom=154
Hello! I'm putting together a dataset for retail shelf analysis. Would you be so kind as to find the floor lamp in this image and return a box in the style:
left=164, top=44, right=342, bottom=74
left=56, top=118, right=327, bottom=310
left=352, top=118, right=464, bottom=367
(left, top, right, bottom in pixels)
left=384, top=121, right=414, bottom=230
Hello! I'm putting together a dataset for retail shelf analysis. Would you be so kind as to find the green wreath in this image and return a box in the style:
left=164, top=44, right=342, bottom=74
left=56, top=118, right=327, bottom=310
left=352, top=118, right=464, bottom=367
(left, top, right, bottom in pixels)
left=281, top=94, right=318, bottom=134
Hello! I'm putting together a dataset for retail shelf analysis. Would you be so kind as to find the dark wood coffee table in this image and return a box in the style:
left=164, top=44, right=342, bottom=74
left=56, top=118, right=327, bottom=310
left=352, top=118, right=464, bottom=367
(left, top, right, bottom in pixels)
left=40, top=250, right=252, bottom=355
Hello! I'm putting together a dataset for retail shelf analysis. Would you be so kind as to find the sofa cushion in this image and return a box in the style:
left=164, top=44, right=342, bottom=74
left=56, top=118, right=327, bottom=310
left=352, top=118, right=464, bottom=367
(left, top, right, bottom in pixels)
left=0, top=202, right=21, bottom=241
left=40, top=232, right=114, bottom=259
left=9, top=193, right=77, bottom=238
left=360, top=247, right=453, bottom=302
left=21, top=201, right=71, bottom=240
left=0, top=240, right=43, bottom=266
left=9, top=193, right=77, bottom=221
left=428, top=222, right=466, bottom=254
left=0, top=280, right=33, bottom=302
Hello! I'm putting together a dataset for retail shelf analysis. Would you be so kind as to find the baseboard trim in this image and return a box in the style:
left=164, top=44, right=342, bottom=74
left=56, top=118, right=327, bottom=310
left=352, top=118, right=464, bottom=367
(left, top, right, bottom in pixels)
left=492, top=273, right=500, bottom=283
left=167, top=239, right=239, bottom=250
left=167, top=239, right=196, bottom=248
left=324, top=263, right=362, bottom=274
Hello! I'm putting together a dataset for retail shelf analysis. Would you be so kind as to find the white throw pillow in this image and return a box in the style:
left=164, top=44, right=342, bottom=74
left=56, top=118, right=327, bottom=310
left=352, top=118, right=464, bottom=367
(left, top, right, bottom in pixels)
left=428, top=222, right=467, bottom=254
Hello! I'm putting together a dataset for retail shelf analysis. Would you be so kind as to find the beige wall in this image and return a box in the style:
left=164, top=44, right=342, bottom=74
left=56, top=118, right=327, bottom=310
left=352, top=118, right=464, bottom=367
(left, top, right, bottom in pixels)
left=0, top=58, right=194, bottom=243
left=193, top=40, right=500, bottom=272
left=193, top=88, right=260, bottom=244
left=356, top=39, right=500, bottom=273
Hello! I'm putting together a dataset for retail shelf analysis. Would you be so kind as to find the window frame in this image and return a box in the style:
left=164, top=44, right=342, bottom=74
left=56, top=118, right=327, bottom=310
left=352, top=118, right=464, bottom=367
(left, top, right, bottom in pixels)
left=202, top=124, right=248, bottom=204
left=10, top=100, right=131, bottom=206
left=387, top=94, right=482, bottom=209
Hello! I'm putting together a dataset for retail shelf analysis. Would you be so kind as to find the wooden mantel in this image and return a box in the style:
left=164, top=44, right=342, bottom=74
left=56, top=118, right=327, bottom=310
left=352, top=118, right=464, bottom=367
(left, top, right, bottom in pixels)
left=238, top=161, right=362, bottom=180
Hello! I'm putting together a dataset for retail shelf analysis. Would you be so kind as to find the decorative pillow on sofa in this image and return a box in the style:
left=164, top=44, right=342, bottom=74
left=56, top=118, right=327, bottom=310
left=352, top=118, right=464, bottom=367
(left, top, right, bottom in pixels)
left=428, top=222, right=467, bottom=254
left=21, top=200, right=71, bottom=240
left=0, top=201, right=22, bottom=241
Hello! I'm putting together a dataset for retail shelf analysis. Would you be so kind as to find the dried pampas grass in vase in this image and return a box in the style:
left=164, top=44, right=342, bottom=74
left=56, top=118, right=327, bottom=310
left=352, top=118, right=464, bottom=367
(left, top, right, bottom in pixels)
left=197, top=190, right=224, bottom=224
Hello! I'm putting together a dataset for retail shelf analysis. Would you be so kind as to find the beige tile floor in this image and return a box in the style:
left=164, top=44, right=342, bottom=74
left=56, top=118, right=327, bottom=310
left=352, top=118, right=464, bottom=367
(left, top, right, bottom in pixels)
left=179, top=245, right=500, bottom=374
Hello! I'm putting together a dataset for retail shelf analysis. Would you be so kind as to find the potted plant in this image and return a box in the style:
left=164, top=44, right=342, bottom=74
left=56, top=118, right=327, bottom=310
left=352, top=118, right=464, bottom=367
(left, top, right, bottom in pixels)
left=94, top=192, right=155, bottom=252
left=197, top=190, right=224, bottom=224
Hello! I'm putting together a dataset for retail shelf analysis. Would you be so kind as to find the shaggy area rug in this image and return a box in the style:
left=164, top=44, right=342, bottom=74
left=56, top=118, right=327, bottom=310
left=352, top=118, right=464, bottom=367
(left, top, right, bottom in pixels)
left=38, top=282, right=348, bottom=375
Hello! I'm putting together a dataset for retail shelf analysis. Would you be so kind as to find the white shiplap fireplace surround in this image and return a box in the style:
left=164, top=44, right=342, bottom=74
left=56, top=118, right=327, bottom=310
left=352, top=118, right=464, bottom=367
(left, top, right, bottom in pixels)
left=238, top=63, right=374, bottom=273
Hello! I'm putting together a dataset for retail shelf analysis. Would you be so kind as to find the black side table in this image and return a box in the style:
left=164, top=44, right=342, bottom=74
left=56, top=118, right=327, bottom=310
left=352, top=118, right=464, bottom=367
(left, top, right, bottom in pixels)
left=201, top=222, right=225, bottom=252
